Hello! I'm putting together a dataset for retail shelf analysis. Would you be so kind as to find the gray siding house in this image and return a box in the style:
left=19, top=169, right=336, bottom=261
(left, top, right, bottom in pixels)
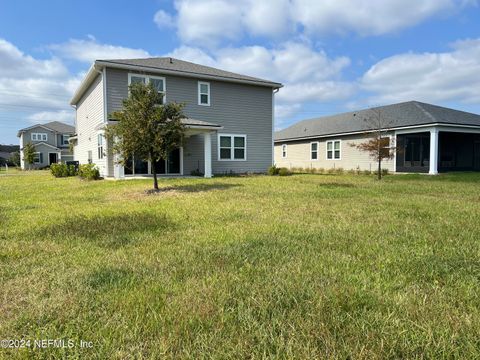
left=69, top=57, right=282, bottom=178
left=275, top=101, right=480, bottom=174
left=17, top=121, right=75, bottom=169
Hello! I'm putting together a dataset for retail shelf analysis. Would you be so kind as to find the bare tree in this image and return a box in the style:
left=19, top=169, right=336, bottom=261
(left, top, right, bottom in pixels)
left=351, top=108, right=396, bottom=180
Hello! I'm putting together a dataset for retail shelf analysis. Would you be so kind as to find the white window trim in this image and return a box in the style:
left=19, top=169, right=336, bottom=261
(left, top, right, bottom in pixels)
left=128, top=73, right=167, bottom=103
left=198, top=81, right=210, bottom=106
left=282, top=144, right=287, bottom=159
left=217, top=134, right=247, bottom=161
left=33, top=152, right=41, bottom=164
left=97, top=133, right=104, bottom=160
left=310, top=141, right=319, bottom=161
left=62, top=134, right=70, bottom=146
left=326, top=140, right=342, bottom=160
left=31, top=133, right=48, bottom=141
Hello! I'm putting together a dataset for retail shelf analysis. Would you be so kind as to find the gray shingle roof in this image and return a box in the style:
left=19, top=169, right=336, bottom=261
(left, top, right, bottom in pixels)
left=275, top=101, right=480, bottom=142
left=96, top=57, right=282, bottom=88
left=17, top=121, right=75, bottom=136
left=181, top=118, right=222, bottom=128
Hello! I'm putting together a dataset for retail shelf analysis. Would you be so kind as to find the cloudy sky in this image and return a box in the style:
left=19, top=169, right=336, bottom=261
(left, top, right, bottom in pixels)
left=0, top=0, right=479, bottom=144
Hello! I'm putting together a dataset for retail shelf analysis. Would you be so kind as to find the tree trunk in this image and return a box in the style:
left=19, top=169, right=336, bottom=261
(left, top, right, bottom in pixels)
left=150, top=153, right=159, bottom=190
left=378, top=158, right=382, bottom=180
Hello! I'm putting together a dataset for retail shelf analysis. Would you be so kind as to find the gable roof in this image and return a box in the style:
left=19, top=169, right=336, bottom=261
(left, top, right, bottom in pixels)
left=275, top=101, right=480, bottom=142
left=17, top=121, right=75, bottom=137
left=71, top=57, right=282, bottom=105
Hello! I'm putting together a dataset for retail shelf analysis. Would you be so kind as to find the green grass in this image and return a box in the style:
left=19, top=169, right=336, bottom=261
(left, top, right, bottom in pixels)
left=1, top=171, right=480, bottom=359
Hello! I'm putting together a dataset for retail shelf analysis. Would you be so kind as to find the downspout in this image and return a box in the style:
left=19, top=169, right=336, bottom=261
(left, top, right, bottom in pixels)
left=272, top=88, right=279, bottom=166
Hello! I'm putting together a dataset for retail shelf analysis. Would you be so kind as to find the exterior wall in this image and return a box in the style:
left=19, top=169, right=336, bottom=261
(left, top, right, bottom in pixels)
left=274, top=132, right=395, bottom=172
left=74, top=74, right=108, bottom=176
left=105, top=68, right=273, bottom=174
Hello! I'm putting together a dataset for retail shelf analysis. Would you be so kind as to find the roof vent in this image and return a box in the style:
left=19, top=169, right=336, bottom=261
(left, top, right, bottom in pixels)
left=169, top=57, right=173, bottom=64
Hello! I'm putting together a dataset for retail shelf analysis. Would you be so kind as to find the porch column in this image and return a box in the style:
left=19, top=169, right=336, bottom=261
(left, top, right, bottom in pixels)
left=429, top=128, right=439, bottom=175
left=204, top=132, right=212, bottom=178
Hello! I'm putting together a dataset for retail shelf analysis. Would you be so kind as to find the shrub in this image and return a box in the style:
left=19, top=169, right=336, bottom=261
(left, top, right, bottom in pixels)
left=373, top=168, right=390, bottom=176
left=327, top=167, right=336, bottom=174
left=190, top=169, right=203, bottom=177
left=335, top=167, right=345, bottom=174
left=267, top=165, right=280, bottom=176
left=278, top=167, right=291, bottom=176
left=50, top=163, right=77, bottom=178
left=79, top=163, right=100, bottom=180
left=363, top=170, right=372, bottom=175
left=347, top=168, right=356, bottom=175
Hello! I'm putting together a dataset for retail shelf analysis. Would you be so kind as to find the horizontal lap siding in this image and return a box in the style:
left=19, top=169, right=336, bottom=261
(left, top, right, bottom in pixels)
left=74, top=74, right=108, bottom=176
left=275, top=133, right=395, bottom=172
left=106, top=68, right=273, bottom=174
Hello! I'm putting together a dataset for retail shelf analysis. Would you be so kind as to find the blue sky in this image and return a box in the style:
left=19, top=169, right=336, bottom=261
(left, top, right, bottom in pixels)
left=0, top=0, right=479, bottom=144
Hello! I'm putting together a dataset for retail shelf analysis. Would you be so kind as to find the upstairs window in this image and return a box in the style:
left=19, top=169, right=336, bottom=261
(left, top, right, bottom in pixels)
left=198, top=81, right=210, bottom=106
left=326, top=140, right=341, bottom=160
left=97, top=134, right=104, bottom=160
left=282, top=144, right=287, bottom=158
left=31, top=133, right=47, bottom=141
left=128, top=74, right=166, bottom=105
left=62, top=135, right=70, bottom=145
left=218, top=134, right=246, bottom=161
left=311, top=142, right=318, bottom=160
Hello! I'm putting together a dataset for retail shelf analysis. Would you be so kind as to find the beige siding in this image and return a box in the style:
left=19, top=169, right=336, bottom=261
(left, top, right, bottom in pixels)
left=74, top=74, right=108, bottom=176
left=275, top=133, right=395, bottom=172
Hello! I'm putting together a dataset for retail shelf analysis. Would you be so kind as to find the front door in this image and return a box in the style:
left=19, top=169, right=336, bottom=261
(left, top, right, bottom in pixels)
left=49, top=153, right=58, bottom=165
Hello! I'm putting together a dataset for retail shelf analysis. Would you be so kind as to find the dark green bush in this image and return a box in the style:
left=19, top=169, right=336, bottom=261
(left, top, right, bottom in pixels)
left=50, top=163, right=77, bottom=178
left=190, top=169, right=203, bottom=177
left=79, top=163, right=100, bottom=180
left=278, top=167, right=291, bottom=176
left=267, top=165, right=280, bottom=176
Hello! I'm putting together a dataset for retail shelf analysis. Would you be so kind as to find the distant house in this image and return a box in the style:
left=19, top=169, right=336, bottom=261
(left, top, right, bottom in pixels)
left=17, top=121, right=75, bottom=169
left=275, top=101, right=480, bottom=174
left=0, top=144, right=19, bottom=165
left=69, top=57, right=282, bottom=178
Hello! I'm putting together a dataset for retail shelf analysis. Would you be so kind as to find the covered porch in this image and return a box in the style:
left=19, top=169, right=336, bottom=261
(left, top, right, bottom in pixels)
left=395, top=125, right=480, bottom=174
left=112, top=118, right=222, bottom=179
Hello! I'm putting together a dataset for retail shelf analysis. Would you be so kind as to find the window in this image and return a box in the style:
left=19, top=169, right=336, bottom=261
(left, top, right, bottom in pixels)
left=31, top=133, right=47, bottom=141
left=218, top=134, right=246, bottom=161
left=97, top=134, right=104, bottom=160
left=310, top=142, right=318, bottom=160
left=282, top=144, right=287, bottom=158
left=198, top=81, right=210, bottom=106
left=326, top=140, right=341, bottom=160
left=62, top=135, right=70, bottom=146
left=87, top=151, right=92, bottom=164
left=33, top=152, right=42, bottom=164
left=128, top=74, right=166, bottom=105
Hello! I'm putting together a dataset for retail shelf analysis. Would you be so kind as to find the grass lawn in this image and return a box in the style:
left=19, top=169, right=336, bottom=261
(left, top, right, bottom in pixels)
left=1, top=171, right=480, bottom=358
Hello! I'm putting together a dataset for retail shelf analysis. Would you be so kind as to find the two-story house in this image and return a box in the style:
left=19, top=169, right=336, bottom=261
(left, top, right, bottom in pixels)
left=69, top=57, right=282, bottom=178
left=17, top=121, right=75, bottom=169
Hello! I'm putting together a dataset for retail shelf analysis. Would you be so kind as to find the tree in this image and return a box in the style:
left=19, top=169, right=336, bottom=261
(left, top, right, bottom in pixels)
left=105, top=82, right=186, bottom=190
left=23, top=142, right=36, bottom=170
left=10, top=151, right=20, bottom=167
left=351, top=108, right=396, bottom=180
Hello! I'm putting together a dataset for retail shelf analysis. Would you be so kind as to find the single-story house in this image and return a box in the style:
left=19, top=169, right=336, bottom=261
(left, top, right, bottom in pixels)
left=274, top=101, right=480, bottom=174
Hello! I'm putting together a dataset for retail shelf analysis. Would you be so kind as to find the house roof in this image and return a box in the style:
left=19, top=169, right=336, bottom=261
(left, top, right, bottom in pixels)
left=275, top=101, right=480, bottom=142
left=71, top=57, right=282, bottom=105
left=17, top=121, right=75, bottom=137
left=181, top=118, right=222, bottom=128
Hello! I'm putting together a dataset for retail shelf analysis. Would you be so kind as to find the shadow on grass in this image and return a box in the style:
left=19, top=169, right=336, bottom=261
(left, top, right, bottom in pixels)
left=154, top=183, right=242, bottom=194
left=36, top=212, right=176, bottom=249
left=318, top=182, right=356, bottom=188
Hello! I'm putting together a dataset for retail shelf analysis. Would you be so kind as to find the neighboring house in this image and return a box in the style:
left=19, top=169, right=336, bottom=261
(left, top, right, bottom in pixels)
left=69, top=57, right=282, bottom=178
left=275, top=101, right=480, bottom=174
left=17, top=121, right=75, bottom=169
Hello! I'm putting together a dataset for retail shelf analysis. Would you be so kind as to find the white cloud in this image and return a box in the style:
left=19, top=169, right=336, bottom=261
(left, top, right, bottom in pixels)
left=27, top=110, right=74, bottom=124
left=360, top=37, right=480, bottom=105
left=49, top=35, right=151, bottom=63
left=167, top=0, right=473, bottom=46
left=154, top=10, right=175, bottom=28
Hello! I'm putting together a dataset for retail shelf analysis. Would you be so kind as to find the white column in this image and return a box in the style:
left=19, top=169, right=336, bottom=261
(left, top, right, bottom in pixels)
left=114, top=153, right=125, bottom=179
left=429, top=128, right=439, bottom=175
left=204, top=132, right=212, bottom=178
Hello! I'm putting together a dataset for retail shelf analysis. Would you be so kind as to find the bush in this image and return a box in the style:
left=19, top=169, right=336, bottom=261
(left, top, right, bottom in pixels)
left=363, top=170, right=372, bottom=175
left=190, top=169, right=203, bottom=177
left=267, top=165, right=280, bottom=176
left=278, top=167, right=291, bottom=176
left=79, top=163, right=100, bottom=180
left=335, top=167, right=345, bottom=174
left=50, top=163, right=77, bottom=178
